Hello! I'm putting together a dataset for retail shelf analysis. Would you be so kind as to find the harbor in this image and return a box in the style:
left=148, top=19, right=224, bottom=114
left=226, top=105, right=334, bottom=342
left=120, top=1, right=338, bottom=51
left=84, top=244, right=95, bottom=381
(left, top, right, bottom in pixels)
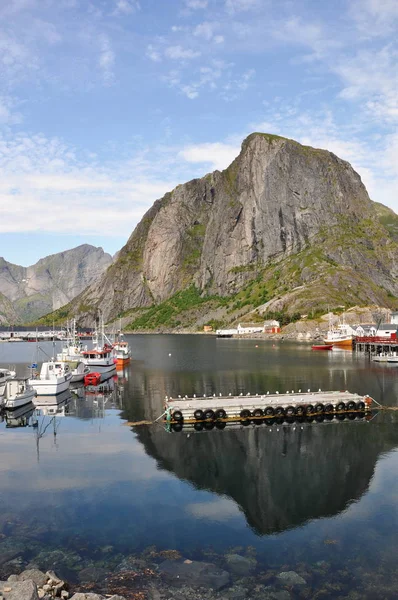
left=0, top=334, right=397, bottom=600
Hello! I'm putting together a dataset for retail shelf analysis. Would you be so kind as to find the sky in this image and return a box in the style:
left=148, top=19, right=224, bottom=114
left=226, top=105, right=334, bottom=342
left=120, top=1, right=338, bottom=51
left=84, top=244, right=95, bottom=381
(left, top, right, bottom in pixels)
left=0, top=0, right=397, bottom=266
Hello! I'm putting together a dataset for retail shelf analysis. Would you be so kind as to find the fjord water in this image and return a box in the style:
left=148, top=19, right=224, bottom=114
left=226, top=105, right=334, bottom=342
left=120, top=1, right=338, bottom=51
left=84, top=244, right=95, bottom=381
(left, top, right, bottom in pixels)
left=1, top=335, right=398, bottom=597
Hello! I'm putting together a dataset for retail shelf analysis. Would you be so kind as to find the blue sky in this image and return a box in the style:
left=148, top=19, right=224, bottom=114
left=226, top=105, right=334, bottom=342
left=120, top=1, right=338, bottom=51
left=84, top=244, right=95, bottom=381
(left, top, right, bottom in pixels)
left=0, top=0, right=397, bottom=266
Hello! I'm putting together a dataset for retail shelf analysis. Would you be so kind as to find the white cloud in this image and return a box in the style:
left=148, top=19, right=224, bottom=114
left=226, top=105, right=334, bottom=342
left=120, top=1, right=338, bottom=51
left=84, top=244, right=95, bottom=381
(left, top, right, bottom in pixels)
left=186, top=497, right=241, bottom=520
left=146, top=44, right=161, bottom=62
left=178, top=141, right=240, bottom=170
left=113, top=0, right=140, bottom=15
left=0, top=132, right=181, bottom=237
left=185, top=0, right=208, bottom=8
left=194, top=21, right=224, bottom=44
left=0, top=96, right=23, bottom=125
left=335, top=45, right=398, bottom=122
left=274, top=17, right=341, bottom=61
left=98, top=35, right=115, bottom=85
left=225, top=0, right=260, bottom=15
left=165, top=45, right=201, bottom=60
left=351, top=0, right=398, bottom=36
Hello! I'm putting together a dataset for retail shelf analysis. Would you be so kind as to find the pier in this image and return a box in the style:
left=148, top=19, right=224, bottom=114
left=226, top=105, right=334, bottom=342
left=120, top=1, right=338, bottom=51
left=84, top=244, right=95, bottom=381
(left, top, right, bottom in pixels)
left=163, top=390, right=375, bottom=431
left=353, top=335, right=398, bottom=354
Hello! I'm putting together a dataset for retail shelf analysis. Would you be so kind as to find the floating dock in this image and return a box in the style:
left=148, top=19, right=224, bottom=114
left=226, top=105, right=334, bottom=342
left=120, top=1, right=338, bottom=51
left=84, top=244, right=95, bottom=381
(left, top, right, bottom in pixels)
left=163, top=390, right=375, bottom=431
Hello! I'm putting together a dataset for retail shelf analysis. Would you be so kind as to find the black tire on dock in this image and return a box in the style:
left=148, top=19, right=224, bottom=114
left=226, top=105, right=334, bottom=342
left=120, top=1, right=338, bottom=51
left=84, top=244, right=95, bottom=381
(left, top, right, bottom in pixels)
left=315, top=403, right=324, bottom=413
left=336, top=413, right=346, bottom=421
left=315, top=414, right=324, bottom=423
left=267, top=418, right=276, bottom=426
left=204, top=421, right=215, bottom=430
left=347, top=401, right=356, bottom=411
left=325, top=403, right=334, bottom=414
left=172, top=422, right=183, bottom=432
left=305, top=404, right=315, bottom=415
left=336, top=402, right=346, bottom=412
left=173, top=411, right=183, bottom=422
left=356, top=401, right=365, bottom=410
left=275, top=406, right=285, bottom=417
left=216, top=421, right=226, bottom=430
left=252, top=409, right=263, bottom=422
left=296, top=416, right=305, bottom=424
left=276, top=416, right=285, bottom=425
left=325, top=413, right=334, bottom=421
left=265, top=407, right=274, bottom=417
left=286, top=406, right=296, bottom=416
left=204, top=409, right=215, bottom=421
left=194, top=422, right=204, bottom=431
left=194, top=409, right=204, bottom=421
left=240, top=409, right=251, bottom=419
left=215, top=408, right=227, bottom=420
left=296, top=405, right=305, bottom=416
left=347, top=412, right=356, bottom=420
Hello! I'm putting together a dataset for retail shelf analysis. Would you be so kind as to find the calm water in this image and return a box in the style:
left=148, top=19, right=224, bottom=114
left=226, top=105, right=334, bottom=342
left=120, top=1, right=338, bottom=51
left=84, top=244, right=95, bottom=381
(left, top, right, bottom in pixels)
left=1, top=335, right=398, bottom=597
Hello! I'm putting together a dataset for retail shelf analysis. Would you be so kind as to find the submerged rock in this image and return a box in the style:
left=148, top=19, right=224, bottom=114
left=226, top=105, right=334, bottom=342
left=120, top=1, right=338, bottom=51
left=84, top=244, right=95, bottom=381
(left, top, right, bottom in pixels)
left=276, top=571, right=306, bottom=587
left=159, top=558, right=230, bottom=590
left=225, top=553, right=257, bottom=576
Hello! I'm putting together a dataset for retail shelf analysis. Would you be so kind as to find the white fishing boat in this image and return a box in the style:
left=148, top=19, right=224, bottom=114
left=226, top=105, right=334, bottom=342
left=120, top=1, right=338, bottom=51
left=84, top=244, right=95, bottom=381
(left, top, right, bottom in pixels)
left=56, top=319, right=87, bottom=362
left=112, top=320, right=131, bottom=365
left=29, top=361, right=72, bottom=396
left=324, top=314, right=355, bottom=348
left=2, top=378, right=36, bottom=409
left=0, top=368, right=17, bottom=406
left=60, top=359, right=90, bottom=382
left=114, top=340, right=131, bottom=364
left=82, top=316, right=116, bottom=374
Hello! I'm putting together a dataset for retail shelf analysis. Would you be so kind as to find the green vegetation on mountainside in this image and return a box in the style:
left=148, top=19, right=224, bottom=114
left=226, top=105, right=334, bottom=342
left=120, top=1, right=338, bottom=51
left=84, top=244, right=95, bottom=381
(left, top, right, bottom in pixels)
left=127, top=285, right=228, bottom=330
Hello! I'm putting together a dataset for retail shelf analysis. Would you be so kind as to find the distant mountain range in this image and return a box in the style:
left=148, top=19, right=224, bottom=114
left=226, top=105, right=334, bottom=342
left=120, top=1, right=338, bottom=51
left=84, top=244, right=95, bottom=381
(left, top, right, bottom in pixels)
left=0, top=245, right=112, bottom=324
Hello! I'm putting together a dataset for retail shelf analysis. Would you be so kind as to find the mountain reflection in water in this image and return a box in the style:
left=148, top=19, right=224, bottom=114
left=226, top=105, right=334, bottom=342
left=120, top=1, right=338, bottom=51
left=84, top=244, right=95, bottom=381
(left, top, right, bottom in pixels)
left=136, top=412, right=397, bottom=536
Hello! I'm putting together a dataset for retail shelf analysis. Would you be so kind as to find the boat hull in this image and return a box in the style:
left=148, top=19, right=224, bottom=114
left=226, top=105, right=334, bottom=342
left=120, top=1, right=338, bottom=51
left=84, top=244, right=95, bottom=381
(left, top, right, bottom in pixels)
left=312, top=345, right=333, bottom=351
left=4, top=388, right=36, bottom=409
left=29, top=376, right=71, bottom=396
left=324, top=338, right=353, bottom=348
left=83, top=360, right=116, bottom=374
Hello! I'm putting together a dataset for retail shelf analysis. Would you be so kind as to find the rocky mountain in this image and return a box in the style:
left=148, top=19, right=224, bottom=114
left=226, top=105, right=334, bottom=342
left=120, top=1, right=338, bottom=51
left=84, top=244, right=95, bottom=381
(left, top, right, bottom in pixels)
left=0, top=245, right=112, bottom=323
left=43, top=133, right=398, bottom=330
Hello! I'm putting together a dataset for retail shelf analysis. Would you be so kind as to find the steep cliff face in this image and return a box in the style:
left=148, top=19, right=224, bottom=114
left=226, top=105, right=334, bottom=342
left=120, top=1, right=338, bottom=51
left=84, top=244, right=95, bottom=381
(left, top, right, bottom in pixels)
left=0, top=291, right=19, bottom=325
left=0, top=245, right=112, bottom=323
left=56, top=133, right=398, bottom=327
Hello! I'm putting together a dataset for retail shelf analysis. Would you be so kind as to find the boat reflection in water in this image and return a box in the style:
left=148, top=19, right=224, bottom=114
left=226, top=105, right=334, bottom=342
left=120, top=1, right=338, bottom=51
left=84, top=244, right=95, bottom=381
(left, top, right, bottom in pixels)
left=34, top=389, right=73, bottom=416
left=136, top=410, right=392, bottom=536
left=1, top=401, right=37, bottom=428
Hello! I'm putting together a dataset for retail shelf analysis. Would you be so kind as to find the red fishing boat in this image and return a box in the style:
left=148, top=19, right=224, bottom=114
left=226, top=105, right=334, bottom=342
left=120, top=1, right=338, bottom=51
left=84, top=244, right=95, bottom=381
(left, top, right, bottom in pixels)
left=312, top=344, right=333, bottom=351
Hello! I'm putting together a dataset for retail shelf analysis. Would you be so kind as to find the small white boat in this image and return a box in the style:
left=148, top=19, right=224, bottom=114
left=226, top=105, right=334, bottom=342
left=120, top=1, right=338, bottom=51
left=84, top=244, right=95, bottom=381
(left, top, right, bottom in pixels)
left=2, top=378, right=36, bottom=409
left=0, top=368, right=17, bottom=406
left=29, top=361, right=72, bottom=396
left=59, top=359, right=90, bottom=382
left=56, top=319, right=87, bottom=362
left=113, top=339, right=131, bottom=365
left=82, top=316, right=116, bottom=374
left=82, top=346, right=116, bottom=373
